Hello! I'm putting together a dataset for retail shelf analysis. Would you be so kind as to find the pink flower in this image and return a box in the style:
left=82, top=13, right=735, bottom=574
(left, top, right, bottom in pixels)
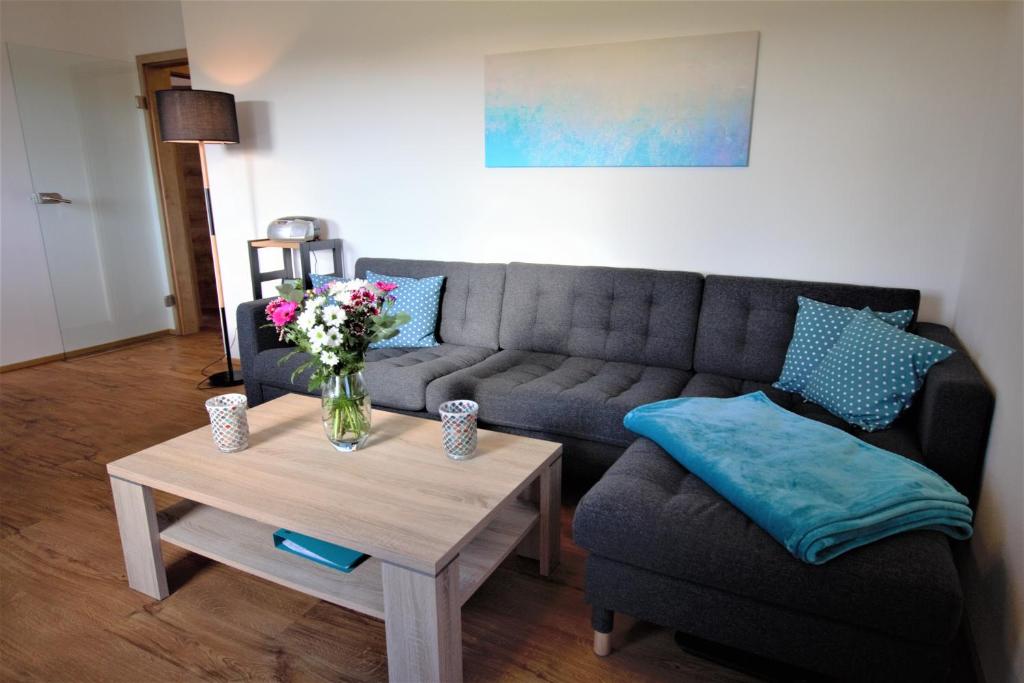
left=375, top=281, right=398, bottom=293
left=349, top=287, right=378, bottom=308
left=267, top=299, right=298, bottom=327
left=265, top=297, right=284, bottom=318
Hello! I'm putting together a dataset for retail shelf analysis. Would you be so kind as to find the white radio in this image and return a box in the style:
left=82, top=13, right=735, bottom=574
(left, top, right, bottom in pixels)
left=267, top=216, right=321, bottom=241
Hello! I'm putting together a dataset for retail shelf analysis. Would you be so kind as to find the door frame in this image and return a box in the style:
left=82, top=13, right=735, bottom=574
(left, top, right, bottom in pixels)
left=136, top=49, right=201, bottom=335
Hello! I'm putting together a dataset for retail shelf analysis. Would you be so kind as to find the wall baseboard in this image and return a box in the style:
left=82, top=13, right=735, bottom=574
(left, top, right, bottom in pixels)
left=0, top=352, right=66, bottom=373
left=0, top=330, right=173, bottom=373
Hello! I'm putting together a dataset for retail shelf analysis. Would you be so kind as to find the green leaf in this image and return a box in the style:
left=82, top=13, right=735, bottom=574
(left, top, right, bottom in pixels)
left=276, top=280, right=306, bottom=303
left=307, top=366, right=330, bottom=392
left=277, top=348, right=302, bottom=366
left=289, top=359, right=314, bottom=384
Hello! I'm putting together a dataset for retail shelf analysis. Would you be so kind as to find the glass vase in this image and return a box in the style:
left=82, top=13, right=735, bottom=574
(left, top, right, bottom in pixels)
left=321, top=371, right=372, bottom=452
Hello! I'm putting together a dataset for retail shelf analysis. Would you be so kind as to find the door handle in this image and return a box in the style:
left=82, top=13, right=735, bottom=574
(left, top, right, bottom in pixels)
left=32, top=192, right=72, bottom=205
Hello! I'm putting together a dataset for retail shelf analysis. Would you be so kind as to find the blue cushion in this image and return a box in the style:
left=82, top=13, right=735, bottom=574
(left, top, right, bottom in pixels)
left=803, top=308, right=954, bottom=431
left=366, top=270, right=444, bottom=348
left=309, top=273, right=346, bottom=291
left=774, top=296, right=914, bottom=394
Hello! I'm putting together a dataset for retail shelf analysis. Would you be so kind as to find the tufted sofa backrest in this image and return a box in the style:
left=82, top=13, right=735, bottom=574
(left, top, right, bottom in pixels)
left=693, top=275, right=921, bottom=383
left=499, top=262, right=704, bottom=370
left=356, top=258, right=506, bottom=349
left=354, top=259, right=924, bottom=379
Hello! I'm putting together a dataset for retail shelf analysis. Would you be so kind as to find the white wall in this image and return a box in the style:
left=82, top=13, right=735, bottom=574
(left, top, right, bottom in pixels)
left=0, top=0, right=185, bottom=365
left=0, top=0, right=186, bottom=62
left=181, top=2, right=1022, bottom=680
left=954, top=4, right=1024, bottom=682
left=182, top=0, right=1008, bottom=333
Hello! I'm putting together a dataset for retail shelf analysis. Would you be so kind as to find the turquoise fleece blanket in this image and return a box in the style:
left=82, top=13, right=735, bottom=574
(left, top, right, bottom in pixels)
left=624, top=392, right=972, bottom=564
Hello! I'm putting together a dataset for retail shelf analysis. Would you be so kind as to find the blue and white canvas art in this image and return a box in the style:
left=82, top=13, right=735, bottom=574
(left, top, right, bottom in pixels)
left=485, top=32, right=760, bottom=167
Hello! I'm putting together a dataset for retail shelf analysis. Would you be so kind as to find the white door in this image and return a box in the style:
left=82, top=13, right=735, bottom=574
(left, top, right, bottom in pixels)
left=6, top=43, right=173, bottom=353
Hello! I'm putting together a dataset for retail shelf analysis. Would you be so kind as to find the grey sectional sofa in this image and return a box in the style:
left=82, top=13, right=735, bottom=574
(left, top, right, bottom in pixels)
left=237, top=257, right=994, bottom=681
left=239, top=258, right=706, bottom=482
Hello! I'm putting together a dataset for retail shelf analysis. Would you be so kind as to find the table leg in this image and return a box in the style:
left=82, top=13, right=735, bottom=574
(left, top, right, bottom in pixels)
left=109, top=476, right=168, bottom=599
left=382, top=558, right=462, bottom=683
left=538, top=456, right=562, bottom=576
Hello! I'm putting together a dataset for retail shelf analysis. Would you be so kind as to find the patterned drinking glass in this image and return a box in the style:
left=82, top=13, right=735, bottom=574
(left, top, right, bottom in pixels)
left=205, top=393, right=249, bottom=453
left=438, top=400, right=479, bottom=460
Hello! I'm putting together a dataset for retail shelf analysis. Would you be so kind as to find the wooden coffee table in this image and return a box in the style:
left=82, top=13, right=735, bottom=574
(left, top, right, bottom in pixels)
left=107, top=393, right=562, bottom=683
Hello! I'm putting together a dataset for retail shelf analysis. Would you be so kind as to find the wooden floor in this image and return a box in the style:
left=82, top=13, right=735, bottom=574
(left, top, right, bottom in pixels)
left=0, top=331, right=757, bottom=683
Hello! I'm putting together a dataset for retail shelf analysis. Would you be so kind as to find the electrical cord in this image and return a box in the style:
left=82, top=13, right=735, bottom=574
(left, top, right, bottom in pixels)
left=195, top=328, right=239, bottom=390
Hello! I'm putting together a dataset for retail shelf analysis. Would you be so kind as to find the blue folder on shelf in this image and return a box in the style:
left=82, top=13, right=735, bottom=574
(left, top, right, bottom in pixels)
left=273, top=529, right=369, bottom=573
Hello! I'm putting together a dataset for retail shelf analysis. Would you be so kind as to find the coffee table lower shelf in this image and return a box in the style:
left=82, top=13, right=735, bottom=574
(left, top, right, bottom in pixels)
left=157, top=500, right=540, bottom=619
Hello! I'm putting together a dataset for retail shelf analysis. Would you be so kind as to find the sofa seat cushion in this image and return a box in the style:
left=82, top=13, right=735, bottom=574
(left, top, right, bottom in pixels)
left=425, top=350, right=691, bottom=446
left=254, top=344, right=496, bottom=411
left=573, top=438, right=962, bottom=645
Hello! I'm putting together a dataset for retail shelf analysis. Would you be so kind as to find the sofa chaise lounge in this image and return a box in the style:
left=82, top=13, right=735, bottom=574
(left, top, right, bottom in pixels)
left=237, top=257, right=993, bottom=681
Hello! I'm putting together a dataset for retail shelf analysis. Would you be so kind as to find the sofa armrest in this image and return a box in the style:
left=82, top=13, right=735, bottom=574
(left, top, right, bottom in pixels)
left=913, top=322, right=994, bottom=506
left=236, top=298, right=293, bottom=405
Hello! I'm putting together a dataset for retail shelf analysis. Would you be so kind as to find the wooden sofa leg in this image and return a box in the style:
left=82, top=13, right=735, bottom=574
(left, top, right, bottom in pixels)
left=592, top=606, right=614, bottom=656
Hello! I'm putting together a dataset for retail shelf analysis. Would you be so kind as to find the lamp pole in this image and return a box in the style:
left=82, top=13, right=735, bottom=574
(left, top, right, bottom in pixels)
left=197, top=142, right=239, bottom=386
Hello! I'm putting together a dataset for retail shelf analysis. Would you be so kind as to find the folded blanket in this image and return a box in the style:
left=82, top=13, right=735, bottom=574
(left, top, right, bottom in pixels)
left=624, top=391, right=972, bottom=564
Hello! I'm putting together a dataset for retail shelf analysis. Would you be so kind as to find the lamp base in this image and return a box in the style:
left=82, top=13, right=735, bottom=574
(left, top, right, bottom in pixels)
left=206, top=371, right=244, bottom=388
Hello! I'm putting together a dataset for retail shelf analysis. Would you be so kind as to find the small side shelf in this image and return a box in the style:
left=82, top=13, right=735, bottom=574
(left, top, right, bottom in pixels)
left=157, top=498, right=539, bottom=618
left=246, top=238, right=344, bottom=298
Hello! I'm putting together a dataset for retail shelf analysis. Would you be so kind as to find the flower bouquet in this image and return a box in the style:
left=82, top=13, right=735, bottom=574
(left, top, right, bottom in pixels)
left=265, top=278, right=409, bottom=451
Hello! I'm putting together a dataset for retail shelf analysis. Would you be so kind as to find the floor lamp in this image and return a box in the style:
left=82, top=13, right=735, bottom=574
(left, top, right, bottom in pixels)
left=155, top=88, right=243, bottom=387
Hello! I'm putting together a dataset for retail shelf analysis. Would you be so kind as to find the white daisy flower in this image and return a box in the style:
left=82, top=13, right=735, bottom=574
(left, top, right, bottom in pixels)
left=296, top=308, right=318, bottom=332
left=308, top=325, right=329, bottom=350
left=319, top=350, right=339, bottom=367
left=325, top=326, right=343, bottom=346
left=342, top=278, right=369, bottom=292
left=327, top=278, right=366, bottom=296
left=322, top=305, right=346, bottom=327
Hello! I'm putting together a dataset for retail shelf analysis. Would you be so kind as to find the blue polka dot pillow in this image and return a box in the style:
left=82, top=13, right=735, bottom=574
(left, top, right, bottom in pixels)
left=774, top=296, right=914, bottom=395
left=802, top=308, right=954, bottom=431
left=365, top=270, right=443, bottom=349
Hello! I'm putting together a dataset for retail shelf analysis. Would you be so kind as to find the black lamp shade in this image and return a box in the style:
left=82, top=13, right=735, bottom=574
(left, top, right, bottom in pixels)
left=156, top=89, right=239, bottom=144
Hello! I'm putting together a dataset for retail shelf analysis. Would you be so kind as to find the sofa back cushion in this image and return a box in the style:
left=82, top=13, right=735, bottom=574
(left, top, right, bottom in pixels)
left=499, top=262, right=704, bottom=370
left=694, top=275, right=920, bottom=383
left=355, top=258, right=506, bottom=349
